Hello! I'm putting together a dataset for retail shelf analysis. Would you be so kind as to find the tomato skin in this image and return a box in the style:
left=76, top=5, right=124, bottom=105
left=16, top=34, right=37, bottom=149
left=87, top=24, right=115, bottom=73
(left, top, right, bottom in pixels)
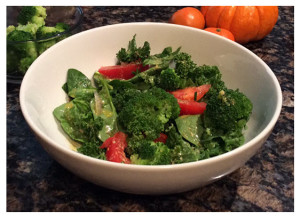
left=100, top=132, right=130, bottom=164
left=177, top=99, right=207, bottom=115
left=170, top=7, right=205, bottom=29
left=98, top=63, right=149, bottom=80
left=169, top=84, right=211, bottom=101
left=204, top=27, right=235, bottom=41
left=169, top=85, right=210, bottom=115
left=154, top=133, right=168, bottom=144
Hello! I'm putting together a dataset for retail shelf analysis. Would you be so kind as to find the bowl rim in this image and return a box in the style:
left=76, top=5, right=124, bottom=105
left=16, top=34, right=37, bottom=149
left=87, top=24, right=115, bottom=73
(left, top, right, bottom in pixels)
left=7, top=6, right=83, bottom=44
left=19, top=22, right=283, bottom=170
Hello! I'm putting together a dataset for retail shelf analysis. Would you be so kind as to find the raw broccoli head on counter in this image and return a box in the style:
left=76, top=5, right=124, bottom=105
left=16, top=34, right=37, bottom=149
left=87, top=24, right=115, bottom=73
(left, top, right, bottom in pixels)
left=7, top=6, right=70, bottom=74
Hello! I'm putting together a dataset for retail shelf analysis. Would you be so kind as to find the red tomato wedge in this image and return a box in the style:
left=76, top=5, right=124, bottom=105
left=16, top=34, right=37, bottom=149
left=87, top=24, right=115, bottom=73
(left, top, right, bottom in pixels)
left=98, top=63, right=149, bottom=80
left=154, top=133, right=168, bottom=144
left=177, top=99, right=207, bottom=115
left=169, top=84, right=211, bottom=101
left=100, top=132, right=130, bottom=164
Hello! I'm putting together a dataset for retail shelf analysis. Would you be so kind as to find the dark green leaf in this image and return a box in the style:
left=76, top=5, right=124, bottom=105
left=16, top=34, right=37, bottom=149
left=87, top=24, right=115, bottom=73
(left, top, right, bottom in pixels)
left=53, top=98, right=103, bottom=143
left=175, top=115, right=203, bottom=147
left=66, top=68, right=95, bottom=99
left=92, top=72, right=118, bottom=142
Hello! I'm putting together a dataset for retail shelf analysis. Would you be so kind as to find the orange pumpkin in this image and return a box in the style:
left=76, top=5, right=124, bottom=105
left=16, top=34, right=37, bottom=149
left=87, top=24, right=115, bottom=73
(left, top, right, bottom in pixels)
left=201, top=6, right=278, bottom=44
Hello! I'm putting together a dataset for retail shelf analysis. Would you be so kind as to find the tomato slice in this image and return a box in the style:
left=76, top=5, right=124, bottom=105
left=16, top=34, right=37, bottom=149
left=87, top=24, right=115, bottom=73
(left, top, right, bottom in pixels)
left=100, top=132, right=130, bottom=164
left=98, top=63, right=149, bottom=80
left=169, top=84, right=211, bottom=101
left=177, top=99, right=207, bottom=115
left=154, top=133, right=168, bottom=144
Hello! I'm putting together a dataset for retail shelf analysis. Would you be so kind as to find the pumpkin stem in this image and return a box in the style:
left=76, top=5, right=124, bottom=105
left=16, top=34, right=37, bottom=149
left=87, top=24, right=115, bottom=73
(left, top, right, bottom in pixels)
left=216, top=28, right=221, bottom=32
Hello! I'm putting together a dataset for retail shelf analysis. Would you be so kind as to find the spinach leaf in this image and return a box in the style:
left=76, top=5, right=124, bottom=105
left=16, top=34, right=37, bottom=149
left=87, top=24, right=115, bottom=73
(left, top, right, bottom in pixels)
left=53, top=98, right=103, bottom=143
left=165, top=125, right=199, bottom=164
left=92, top=72, right=118, bottom=142
left=175, top=115, right=204, bottom=147
left=66, top=68, right=96, bottom=99
left=68, top=87, right=97, bottom=99
left=143, top=46, right=181, bottom=67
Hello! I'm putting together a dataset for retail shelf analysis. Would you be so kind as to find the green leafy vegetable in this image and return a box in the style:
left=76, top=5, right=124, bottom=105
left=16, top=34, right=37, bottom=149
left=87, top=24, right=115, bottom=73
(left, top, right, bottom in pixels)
left=65, top=68, right=96, bottom=99
left=116, top=34, right=150, bottom=63
left=77, top=142, right=106, bottom=160
left=127, top=47, right=181, bottom=85
left=156, top=67, right=181, bottom=91
left=129, top=140, right=172, bottom=165
left=109, top=80, right=141, bottom=113
left=53, top=98, right=103, bottom=143
left=166, top=125, right=200, bottom=164
left=92, top=72, right=118, bottom=142
left=17, top=6, right=47, bottom=27
left=53, top=35, right=253, bottom=165
left=175, top=115, right=203, bottom=147
left=7, top=6, right=70, bottom=74
left=204, top=88, right=253, bottom=131
left=118, top=87, right=180, bottom=140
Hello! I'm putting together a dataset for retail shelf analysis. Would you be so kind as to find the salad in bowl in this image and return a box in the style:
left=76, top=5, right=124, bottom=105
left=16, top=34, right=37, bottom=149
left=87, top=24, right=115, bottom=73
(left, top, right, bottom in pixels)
left=53, top=35, right=253, bottom=165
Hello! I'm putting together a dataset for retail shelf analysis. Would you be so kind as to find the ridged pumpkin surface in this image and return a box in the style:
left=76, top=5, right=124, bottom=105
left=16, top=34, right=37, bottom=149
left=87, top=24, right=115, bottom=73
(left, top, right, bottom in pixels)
left=201, top=6, right=278, bottom=44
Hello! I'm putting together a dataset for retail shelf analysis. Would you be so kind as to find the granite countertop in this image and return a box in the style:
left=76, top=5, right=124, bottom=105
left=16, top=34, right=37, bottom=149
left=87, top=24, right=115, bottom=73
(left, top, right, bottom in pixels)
left=7, top=6, right=294, bottom=212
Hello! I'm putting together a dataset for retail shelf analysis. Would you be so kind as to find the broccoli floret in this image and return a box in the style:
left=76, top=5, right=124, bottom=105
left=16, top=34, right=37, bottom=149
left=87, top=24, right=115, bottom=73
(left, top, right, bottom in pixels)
left=7, top=6, right=71, bottom=74
left=36, top=26, right=58, bottom=54
left=16, top=23, right=39, bottom=37
left=109, top=80, right=141, bottom=113
left=7, top=31, right=38, bottom=58
left=129, top=140, right=172, bottom=165
left=7, top=29, right=34, bottom=42
left=118, top=87, right=180, bottom=140
left=23, top=41, right=38, bottom=57
left=36, top=26, right=59, bottom=39
left=36, top=23, right=70, bottom=39
left=204, top=88, right=253, bottom=131
left=77, top=141, right=106, bottom=160
left=174, top=52, right=197, bottom=78
left=7, top=30, right=37, bottom=58
left=152, top=52, right=225, bottom=91
left=156, top=68, right=181, bottom=91
left=7, top=29, right=38, bottom=73
left=190, top=65, right=225, bottom=92
left=116, top=34, right=150, bottom=63
left=6, top=25, right=16, bottom=35
left=35, top=24, right=69, bottom=54
left=198, top=137, right=226, bottom=160
left=36, top=39, right=56, bottom=55
left=19, top=56, right=36, bottom=73
left=132, top=50, right=224, bottom=91
left=17, top=6, right=47, bottom=27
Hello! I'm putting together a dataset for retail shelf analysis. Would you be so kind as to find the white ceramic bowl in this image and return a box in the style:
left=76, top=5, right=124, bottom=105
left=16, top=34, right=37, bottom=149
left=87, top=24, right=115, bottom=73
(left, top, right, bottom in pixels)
left=20, top=23, right=282, bottom=195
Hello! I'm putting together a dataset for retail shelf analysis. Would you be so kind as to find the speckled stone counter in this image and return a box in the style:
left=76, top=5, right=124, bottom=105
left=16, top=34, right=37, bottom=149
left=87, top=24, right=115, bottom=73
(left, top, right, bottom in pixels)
left=7, top=6, right=294, bottom=212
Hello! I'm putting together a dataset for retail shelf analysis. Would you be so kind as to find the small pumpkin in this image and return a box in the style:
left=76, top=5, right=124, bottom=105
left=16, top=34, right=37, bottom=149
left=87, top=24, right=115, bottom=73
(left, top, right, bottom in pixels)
left=201, top=6, right=278, bottom=44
